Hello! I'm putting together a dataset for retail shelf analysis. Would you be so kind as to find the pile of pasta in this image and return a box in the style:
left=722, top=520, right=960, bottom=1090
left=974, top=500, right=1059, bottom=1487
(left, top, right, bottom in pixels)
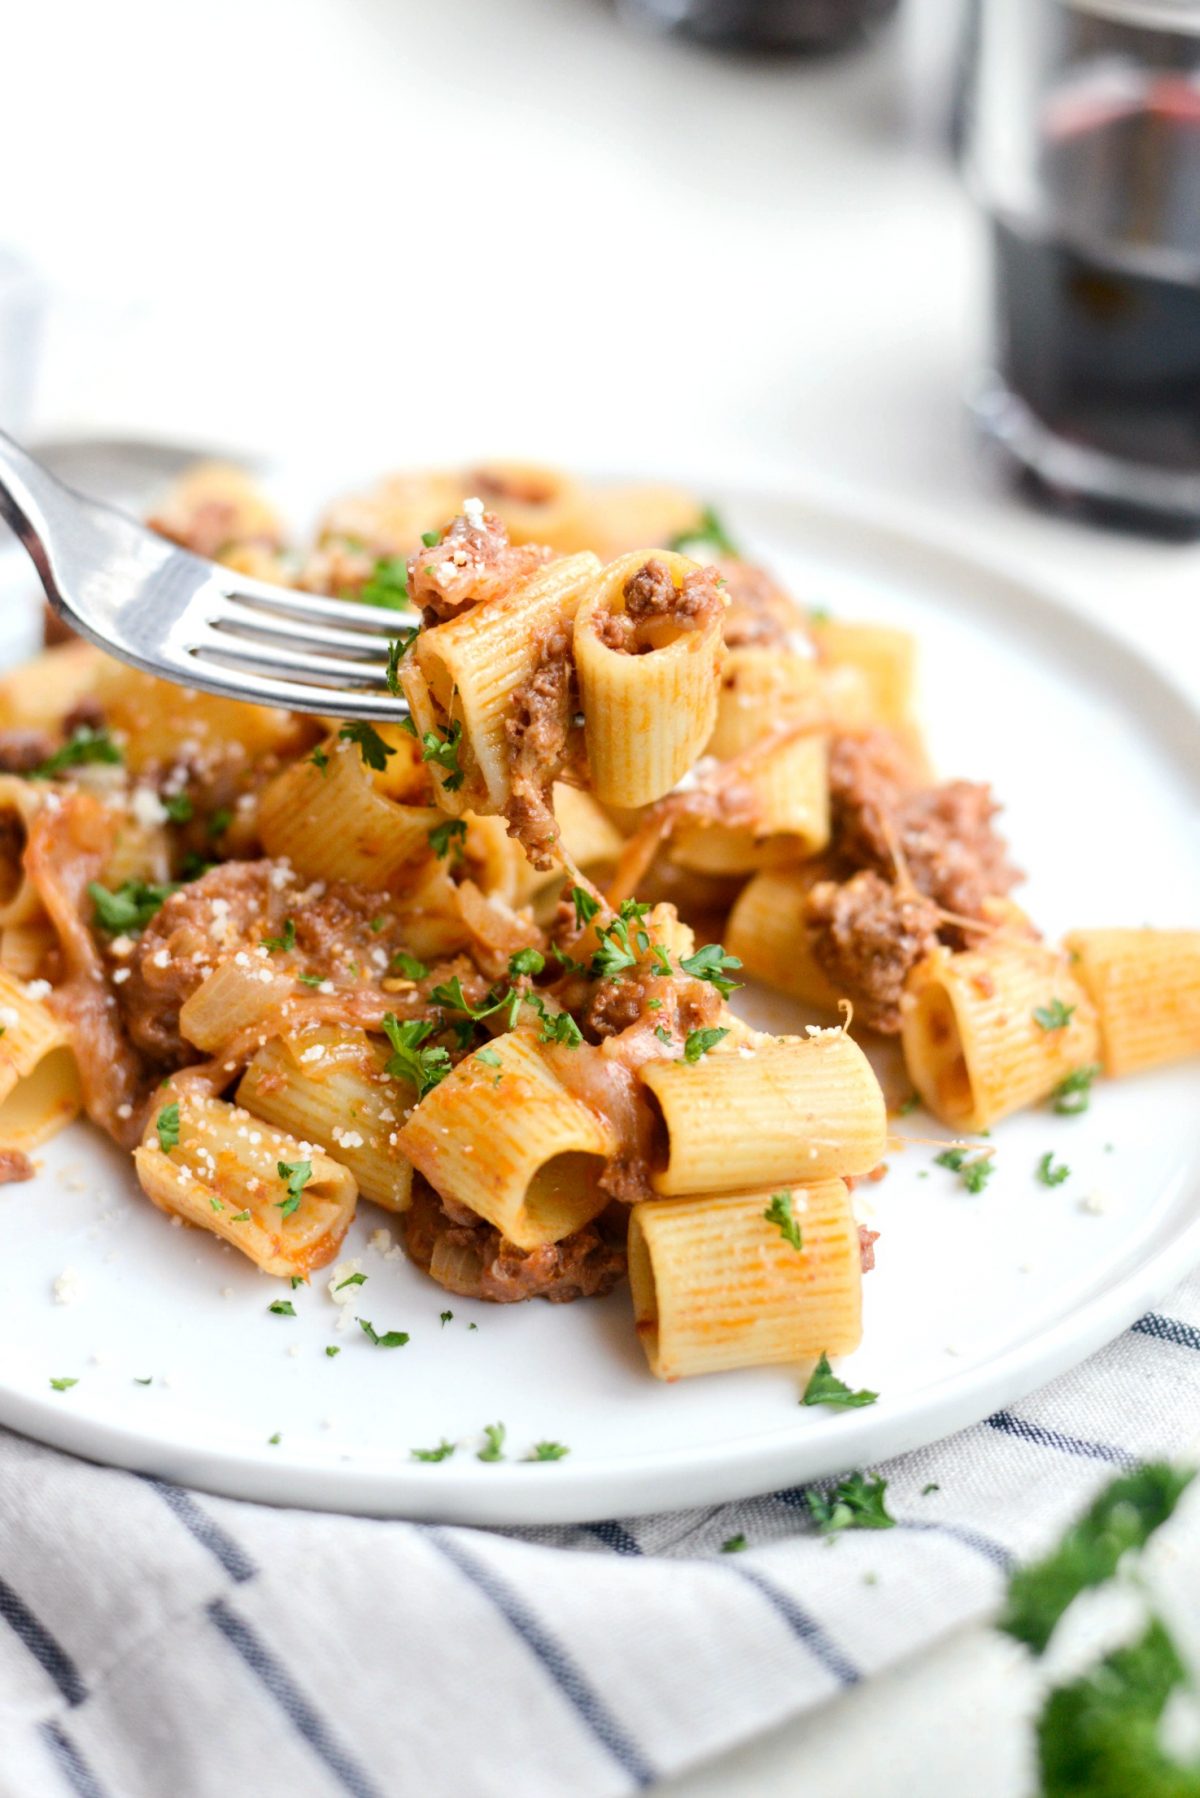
left=2, top=458, right=1196, bottom=1382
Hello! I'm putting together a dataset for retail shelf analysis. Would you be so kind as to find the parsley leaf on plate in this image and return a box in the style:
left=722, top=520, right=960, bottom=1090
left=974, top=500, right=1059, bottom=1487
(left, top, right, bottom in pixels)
left=1037, top=1151, right=1071, bottom=1187
left=1052, top=1065, right=1101, bottom=1117
left=807, top=1472, right=895, bottom=1534
left=801, top=1353, right=878, bottom=1410
left=357, top=1318, right=410, bottom=1348
left=477, top=1422, right=506, bottom=1462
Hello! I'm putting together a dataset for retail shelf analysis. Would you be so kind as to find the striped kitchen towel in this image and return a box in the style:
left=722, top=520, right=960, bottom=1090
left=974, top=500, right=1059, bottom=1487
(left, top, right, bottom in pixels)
left=0, top=1266, right=1198, bottom=1798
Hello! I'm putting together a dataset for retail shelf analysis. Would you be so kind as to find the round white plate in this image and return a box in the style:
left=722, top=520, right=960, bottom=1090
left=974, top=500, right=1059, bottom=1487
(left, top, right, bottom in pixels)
left=1, top=469, right=1198, bottom=1526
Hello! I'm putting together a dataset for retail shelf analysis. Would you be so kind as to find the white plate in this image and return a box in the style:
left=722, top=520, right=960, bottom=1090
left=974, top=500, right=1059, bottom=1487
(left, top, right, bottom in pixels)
left=1, top=470, right=1198, bottom=1526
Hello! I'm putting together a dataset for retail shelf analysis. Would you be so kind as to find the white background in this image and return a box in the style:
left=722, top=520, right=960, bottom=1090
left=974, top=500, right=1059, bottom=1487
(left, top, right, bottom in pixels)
left=4, top=0, right=1200, bottom=1790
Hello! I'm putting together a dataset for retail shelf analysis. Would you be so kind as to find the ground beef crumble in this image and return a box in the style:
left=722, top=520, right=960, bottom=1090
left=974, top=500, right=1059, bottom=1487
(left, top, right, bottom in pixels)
left=597, top=559, right=724, bottom=654
left=806, top=870, right=941, bottom=1034
left=407, top=509, right=551, bottom=624
left=0, top=1149, right=34, bottom=1184
left=403, top=1181, right=627, bottom=1304
left=503, top=619, right=577, bottom=870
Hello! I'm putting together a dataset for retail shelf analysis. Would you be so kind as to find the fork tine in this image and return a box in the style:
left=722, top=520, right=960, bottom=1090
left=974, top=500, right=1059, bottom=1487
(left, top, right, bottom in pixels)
left=188, top=629, right=398, bottom=692
left=221, top=571, right=418, bottom=636
left=210, top=599, right=396, bottom=662
left=163, top=646, right=411, bottom=720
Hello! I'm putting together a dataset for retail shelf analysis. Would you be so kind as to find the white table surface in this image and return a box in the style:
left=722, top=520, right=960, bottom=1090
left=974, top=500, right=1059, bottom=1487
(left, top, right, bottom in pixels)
left=4, top=1, right=1200, bottom=1790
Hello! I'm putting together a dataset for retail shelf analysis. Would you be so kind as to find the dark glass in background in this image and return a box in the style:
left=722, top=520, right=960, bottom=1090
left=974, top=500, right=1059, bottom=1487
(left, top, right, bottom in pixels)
left=968, top=1, right=1200, bottom=537
left=618, top=0, right=898, bottom=54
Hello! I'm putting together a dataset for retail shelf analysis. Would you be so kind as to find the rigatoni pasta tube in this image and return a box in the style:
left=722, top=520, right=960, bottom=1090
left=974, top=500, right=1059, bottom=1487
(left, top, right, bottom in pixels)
left=640, top=1031, right=886, bottom=1196
left=628, top=1180, right=862, bottom=1379
left=572, top=484, right=705, bottom=562
left=669, top=733, right=830, bottom=875
left=901, top=943, right=1100, bottom=1132
left=238, top=1027, right=415, bottom=1212
left=402, top=553, right=599, bottom=814
left=134, top=1094, right=356, bottom=1278
left=0, top=970, right=81, bottom=1148
left=258, top=730, right=441, bottom=888
left=707, top=651, right=873, bottom=761
left=397, top=1032, right=618, bottom=1250
left=574, top=551, right=724, bottom=807
left=1065, top=928, right=1200, bottom=1077
left=809, top=620, right=916, bottom=726
left=464, top=462, right=586, bottom=551
left=0, top=641, right=105, bottom=733
left=92, top=662, right=306, bottom=774
left=726, top=867, right=843, bottom=1013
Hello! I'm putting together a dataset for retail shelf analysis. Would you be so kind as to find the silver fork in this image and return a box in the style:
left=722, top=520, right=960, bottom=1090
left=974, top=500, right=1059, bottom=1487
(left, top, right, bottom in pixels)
left=0, top=430, right=415, bottom=720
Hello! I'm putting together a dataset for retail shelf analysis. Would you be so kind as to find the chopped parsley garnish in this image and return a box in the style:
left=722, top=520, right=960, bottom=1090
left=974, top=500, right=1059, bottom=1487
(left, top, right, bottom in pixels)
left=476, top=1047, right=501, bottom=1068
left=339, top=720, right=396, bottom=772
left=31, top=726, right=122, bottom=779
left=357, top=1318, right=410, bottom=1348
left=268, top=1300, right=296, bottom=1317
left=1037, top=1151, right=1071, bottom=1187
left=807, top=1472, right=895, bottom=1533
left=420, top=722, right=465, bottom=792
left=275, top=1159, right=311, bottom=1217
left=385, top=639, right=404, bottom=695
left=155, top=1102, right=180, bottom=1153
left=421, top=529, right=441, bottom=548
left=1002, top=1464, right=1194, bottom=1655
left=527, top=1442, right=569, bottom=1461
left=525, top=995, right=583, bottom=1047
left=477, top=1422, right=506, bottom=1462
left=571, top=885, right=600, bottom=929
left=231, top=1209, right=251, bottom=1223
left=935, top=1146, right=994, bottom=1192
left=268, top=1432, right=282, bottom=1446
left=679, top=942, right=743, bottom=999
left=720, top=1534, right=748, bottom=1553
left=334, top=1272, right=367, bottom=1291
left=684, top=1026, right=728, bottom=1063
left=163, top=792, right=193, bottom=823
left=309, top=746, right=330, bottom=775
left=412, top=1440, right=456, bottom=1462
left=653, top=1025, right=673, bottom=1045
left=1052, top=1064, right=1101, bottom=1116
left=801, top=1353, right=878, bottom=1410
left=1037, top=1616, right=1199, bottom=1798
left=390, top=951, right=430, bottom=982
left=428, top=818, right=466, bottom=858
left=590, top=920, right=638, bottom=980
left=49, top=1376, right=78, bottom=1392
left=360, top=557, right=410, bottom=610
left=897, top=1094, right=920, bottom=1116
left=296, top=973, right=325, bottom=989
left=381, top=1013, right=451, bottom=1099
left=89, top=878, right=178, bottom=934
left=261, top=917, right=296, bottom=953
left=290, top=1275, right=304, bottom=1289
left=1034, top=998, right=1077, bottom=1032
left=921, top=1483, right=940, bottom=1496
left=764, top=1191, right=803, bottom=1251
left=208, top=806, right=233, bottom=837
left=134, top=1376, right=153, bottom=1385
left=429, top=975, right=501, bottom=1020
left=325, top=1345, right=340, bottom=1358
left=668, top=504, right=739, bottom=558
left=509, top=947, right=545, bottom=978
left=440, top=1310, right=453, bottom=1325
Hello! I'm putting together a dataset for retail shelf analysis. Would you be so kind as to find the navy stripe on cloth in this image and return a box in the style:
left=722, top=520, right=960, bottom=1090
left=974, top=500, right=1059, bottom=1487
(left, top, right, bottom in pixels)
left=1133, top=1312, right=1200, bottom=1355
left=209, top=1599, right=382, bottom=1798
left=892, top=1519, right=1015, bottom=1574
left=0, top=1578, right=86, bottom=1707
left=139, top=1476, right=256, bottom=1583
left=985, top=1410, right=1135, bottom=1467
left=40, top=1721, right=110, bottom=1798
left=585, top=1520, right=643, bottom=1556
left=727, top=1564, right=860, bottom=1687
left=428, top=1528, right=657, bottom=1788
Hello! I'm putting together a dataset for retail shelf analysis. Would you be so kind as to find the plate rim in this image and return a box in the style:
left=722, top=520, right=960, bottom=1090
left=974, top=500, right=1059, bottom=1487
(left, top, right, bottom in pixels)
left=2, top=468, right=1198, bottom=1525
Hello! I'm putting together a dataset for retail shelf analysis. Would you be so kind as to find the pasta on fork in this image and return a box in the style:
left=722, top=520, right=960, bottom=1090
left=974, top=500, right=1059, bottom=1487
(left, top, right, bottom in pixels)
left=0, top=459, right=1193, bottom=1385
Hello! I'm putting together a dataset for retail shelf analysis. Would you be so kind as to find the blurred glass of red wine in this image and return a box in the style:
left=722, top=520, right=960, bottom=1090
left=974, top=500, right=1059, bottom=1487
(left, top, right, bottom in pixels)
left=618, top=0, right=897, bottom=53
left=968, top=0, right=1200, bottom=536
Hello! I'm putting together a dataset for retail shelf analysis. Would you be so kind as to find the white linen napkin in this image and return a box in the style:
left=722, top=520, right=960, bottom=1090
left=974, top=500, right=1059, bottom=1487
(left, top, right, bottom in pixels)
left=0, top=1265, right=1197, bottom=1798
